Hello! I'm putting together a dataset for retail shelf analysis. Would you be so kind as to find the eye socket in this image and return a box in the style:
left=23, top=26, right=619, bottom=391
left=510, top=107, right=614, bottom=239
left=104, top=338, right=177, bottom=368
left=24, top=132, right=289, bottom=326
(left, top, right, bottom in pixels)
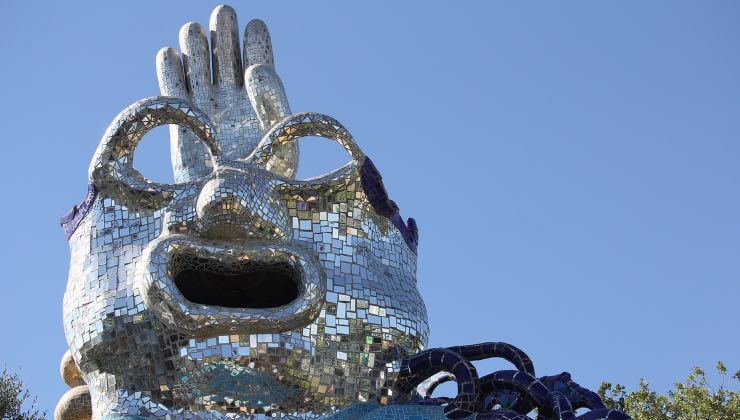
left=132, top=125, right=177, bottom=184
left=248, top=112, right=365, bottom=185
left=90, top=96, right=219, bottom=211
left=294, top=136, right=353, bottom=181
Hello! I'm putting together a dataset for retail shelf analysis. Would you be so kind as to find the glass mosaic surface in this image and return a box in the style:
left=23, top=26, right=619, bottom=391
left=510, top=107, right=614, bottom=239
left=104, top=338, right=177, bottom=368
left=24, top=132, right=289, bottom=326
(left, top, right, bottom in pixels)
left=56, top=5, right=629, bottom=420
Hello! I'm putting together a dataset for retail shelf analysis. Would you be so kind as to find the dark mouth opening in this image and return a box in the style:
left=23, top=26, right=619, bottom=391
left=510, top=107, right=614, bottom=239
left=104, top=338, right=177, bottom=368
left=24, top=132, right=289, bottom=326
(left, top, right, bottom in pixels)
left=171, top=254, right=301, bottom=308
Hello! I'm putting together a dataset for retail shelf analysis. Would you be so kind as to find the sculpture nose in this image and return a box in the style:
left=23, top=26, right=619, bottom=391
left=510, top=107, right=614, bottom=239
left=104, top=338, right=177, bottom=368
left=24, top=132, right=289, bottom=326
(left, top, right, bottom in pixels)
left=195, top=168, right=290, bottom=241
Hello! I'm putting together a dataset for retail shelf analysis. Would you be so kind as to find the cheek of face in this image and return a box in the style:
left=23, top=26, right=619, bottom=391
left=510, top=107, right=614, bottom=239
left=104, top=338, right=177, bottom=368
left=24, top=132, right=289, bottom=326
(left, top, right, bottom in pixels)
left=63, top=189, right=428, bottom=412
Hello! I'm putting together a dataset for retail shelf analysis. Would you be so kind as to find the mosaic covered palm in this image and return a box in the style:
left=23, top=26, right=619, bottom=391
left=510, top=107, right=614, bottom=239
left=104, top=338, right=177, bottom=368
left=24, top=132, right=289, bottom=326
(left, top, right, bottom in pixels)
left=58, top=6, right=629, bottom=420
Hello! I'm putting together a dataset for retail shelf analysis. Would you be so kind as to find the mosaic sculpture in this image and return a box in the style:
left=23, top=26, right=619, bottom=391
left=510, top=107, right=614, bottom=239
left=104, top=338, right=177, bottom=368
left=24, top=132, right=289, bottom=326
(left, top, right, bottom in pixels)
left=57, top=5, right=629, bottom=420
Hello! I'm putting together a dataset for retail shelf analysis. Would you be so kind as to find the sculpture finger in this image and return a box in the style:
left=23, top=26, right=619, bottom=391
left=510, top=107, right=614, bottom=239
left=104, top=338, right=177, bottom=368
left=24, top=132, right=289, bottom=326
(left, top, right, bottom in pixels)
left=209, top=5, right=243, bottom=86
left=179, top=22, right=212, bottom=96
left=245, top=63, right=296, bottom=177
left=244, top=19, right=274, bottom=69
left=245, top=63, right=291, bottom=129
left=156, top=47, right=188, bottom=98
left=155, top=47, right=208, bottom=182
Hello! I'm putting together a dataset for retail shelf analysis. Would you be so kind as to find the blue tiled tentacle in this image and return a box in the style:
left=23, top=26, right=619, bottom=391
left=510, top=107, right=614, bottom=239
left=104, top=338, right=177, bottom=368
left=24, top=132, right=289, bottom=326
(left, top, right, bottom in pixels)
left=390, top=342, right=631, bottom=420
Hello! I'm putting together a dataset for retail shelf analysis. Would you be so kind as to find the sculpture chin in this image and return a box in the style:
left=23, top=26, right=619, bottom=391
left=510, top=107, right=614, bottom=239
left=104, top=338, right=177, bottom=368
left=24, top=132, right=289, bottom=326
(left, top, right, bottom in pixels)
left=136, top=234, right=327, bottom=337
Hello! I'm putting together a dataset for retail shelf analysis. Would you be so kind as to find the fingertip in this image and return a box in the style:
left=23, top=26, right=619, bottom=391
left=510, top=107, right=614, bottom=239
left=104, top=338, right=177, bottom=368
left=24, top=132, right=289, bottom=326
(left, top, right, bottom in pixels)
left=210, top=4, right=242, bottom=85
left=244, top=62, right=272, bottom=80
left=244, top=63, right=282, bottom=87
left=244, top=19, right=274, bottom=69
left=244, top=62, right=282, bottom=94
left=156, top=46, right=180, bottom=68
left=179, top=21, right=207, bottom=45
left=245, top=63, right=290, bottom=129
left=246, top=18, right=267, bottom=30
left=156, top=47, right=187, bottom=96
left=210, top=4, right=237, bottom=26
left=179, top=22, right=211, bottom=91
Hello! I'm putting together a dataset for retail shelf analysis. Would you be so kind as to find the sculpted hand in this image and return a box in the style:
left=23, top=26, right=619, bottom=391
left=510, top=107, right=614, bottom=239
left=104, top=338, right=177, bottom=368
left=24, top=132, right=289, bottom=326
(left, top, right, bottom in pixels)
left=155, top=5, right=297, bottom=183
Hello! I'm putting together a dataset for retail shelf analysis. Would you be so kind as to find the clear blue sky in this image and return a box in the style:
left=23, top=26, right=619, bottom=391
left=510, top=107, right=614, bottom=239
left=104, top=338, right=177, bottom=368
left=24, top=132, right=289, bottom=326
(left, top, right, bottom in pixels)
left=0, top=1, right=738, bottom=415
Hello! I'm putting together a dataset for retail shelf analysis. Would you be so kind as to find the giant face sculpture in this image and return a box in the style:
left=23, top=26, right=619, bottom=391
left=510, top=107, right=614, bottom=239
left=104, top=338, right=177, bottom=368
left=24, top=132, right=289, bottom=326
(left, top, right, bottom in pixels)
left=61, top=5, right=427, bottom=417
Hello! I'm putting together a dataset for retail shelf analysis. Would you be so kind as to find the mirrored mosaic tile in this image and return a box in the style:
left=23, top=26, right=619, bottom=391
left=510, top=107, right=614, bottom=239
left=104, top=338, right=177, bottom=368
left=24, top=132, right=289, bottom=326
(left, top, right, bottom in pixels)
left=61, top=6, right=425, bottom=418
left=57, top=5, right=629, bottom=420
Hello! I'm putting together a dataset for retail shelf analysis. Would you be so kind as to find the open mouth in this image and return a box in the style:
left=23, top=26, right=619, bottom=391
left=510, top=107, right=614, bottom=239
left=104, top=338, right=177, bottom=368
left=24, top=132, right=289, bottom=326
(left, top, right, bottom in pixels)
left=136, top=235, right=326, bottom=335
left=172, top=254, right=301, bottom=308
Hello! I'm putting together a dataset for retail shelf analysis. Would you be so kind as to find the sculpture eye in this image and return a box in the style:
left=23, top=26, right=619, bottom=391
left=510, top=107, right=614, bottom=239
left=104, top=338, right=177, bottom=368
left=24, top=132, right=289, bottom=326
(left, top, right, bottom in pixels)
left=294, top=136, right=354, bottom=180
left=132, top=125, right=178, bottom=184
left=89, top=96, right=219, bottom=211
left=248, top=112, right=365, bottom=187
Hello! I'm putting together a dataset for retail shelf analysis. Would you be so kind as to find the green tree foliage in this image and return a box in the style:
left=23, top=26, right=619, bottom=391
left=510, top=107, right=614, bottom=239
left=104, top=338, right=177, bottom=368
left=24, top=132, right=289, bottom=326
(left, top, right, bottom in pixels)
left=0, top=367, right=45, bottom=420
left=598, top=362, right=739, bottom=419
